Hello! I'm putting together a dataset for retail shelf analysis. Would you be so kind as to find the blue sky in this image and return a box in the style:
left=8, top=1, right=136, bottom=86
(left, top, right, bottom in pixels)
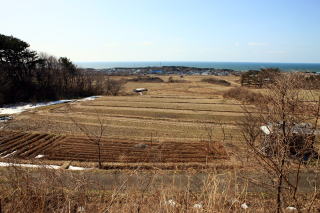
left=1, top=0, right=320, bottom=63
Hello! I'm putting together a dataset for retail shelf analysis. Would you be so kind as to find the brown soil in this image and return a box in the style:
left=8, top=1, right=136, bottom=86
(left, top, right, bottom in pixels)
left=0, top=131, right=228, bottom=163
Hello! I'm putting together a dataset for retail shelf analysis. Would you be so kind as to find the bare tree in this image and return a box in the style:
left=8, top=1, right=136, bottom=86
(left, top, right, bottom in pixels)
left=202, top=123, right=215, bottom=155
left=66, top=104, right=106, bottom=169
left=239, top=73, right=320, bottom=212
left=104, top=77, right=124, bottom=96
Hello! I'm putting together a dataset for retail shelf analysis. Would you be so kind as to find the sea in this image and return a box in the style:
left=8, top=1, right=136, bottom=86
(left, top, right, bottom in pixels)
left=76, top=61, right=320, bottom=73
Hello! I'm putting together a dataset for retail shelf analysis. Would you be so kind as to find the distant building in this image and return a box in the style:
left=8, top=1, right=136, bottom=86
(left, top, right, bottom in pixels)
left=149, top=70, right=163, bottom=74
left=133, top=88, right=148, bottom=95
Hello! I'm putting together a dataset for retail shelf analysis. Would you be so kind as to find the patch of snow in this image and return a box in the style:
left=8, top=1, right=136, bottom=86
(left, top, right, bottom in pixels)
left=68, top=165, right=87, bottom=170
left=2, top=151, right=16, bottom=158
left=285, top=207, right=297, bottom=212
left=0, top=116, right=13, bottom=122
left=165, top=199, right=177, bottom=207
left=0, top=96, right=101, bottom=115
left=260, top=125, right=271, bottom=135
left=193, top=203, right=203, bottom=209
left=0, top=162, right=91, bottom=171
left=0, top=162, right=60, bottom=169
left=76, top=96, right=101, bottom=102
left=35, top=154, right=44, bottom=159
left=77, top=206, right=85, bottom=212
left=241, top=203, right=249, bottom=209
left=0, top=100, right=72, bottom=115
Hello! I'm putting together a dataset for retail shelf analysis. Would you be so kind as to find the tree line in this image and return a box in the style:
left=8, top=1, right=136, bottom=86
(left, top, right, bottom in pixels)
left=0, top=34, right=123, bottom=106
left=241, top=67, right=320, bottom=88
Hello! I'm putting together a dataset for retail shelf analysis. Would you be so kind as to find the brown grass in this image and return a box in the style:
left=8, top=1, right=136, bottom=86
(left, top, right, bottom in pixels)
left=0, top=165, right=279, bottom=212
left=1, top=75, right=320, bottom=212
left=201, top=77, right=231, bottom=86
left=127, top=76, right=164, bottom=83
left=223, top=87, right=265, bottom=104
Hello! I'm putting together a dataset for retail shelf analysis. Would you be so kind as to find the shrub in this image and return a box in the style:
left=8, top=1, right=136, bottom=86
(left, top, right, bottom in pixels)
left=241, top=68, right=281, bottom=87
left=223, top=87, right=265, bottom=104
left=104, top=78, right=125, bottom=96
left=305, top=75, right=320, bottom=89
left=201, top=78, right=231, bottom=86
left=167, top=76, right=187, bottom=83
left=127, top=76, right=164, bottom=83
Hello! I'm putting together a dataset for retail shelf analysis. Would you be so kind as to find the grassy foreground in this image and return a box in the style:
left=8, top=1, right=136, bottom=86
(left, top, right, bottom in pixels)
left=1, top=75, right=320, bottom=212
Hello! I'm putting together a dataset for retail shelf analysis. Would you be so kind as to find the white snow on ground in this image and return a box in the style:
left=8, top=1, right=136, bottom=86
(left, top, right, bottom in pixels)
left=193, top=203, right=203, bottom=209
left=286, top=207, right=297, bottom=212
left=260, top=125, right=271, bottom=135
left=2, top=151, right=16, bottom=158
left=0, top=116, right=13, bottom=122
left=165, top=199, right=177, bottom=207
left=0, top=100, right=72, bottom=115
left=241, top=203, right=249, bottom=209
left=0, top=162, right=89, bottom=170
left=76, top=96, right=101, bottom=102
left=0, top=96, right=101, bottom=115
left=35, top=154, right=45, bottom=159
left=0, top=162, right=60, bottom=169
left=68, top=165, right=87, bottom=170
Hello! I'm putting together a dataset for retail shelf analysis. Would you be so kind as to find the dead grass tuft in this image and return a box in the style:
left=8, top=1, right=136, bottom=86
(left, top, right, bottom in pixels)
left=201, top=77, right=231, bottom=86
left=223, top=87, right=265, bottom=104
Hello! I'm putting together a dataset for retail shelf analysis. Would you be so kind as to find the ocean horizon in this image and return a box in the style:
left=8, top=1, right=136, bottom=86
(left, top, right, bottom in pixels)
left=76, top=61, right=320, bottom=72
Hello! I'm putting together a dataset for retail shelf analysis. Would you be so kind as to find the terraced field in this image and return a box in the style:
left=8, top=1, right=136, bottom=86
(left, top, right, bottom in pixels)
left=0, top=76, right=245, bottom=166
left=0, top=131, right=65, bottom=159
left=5, top=95, right=244, bottom=141
left=0, top=131, right=228, bottom=163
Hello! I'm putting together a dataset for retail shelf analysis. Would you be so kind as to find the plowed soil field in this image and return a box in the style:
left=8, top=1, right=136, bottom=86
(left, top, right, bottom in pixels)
left=0, top=131, right=228, bottom=163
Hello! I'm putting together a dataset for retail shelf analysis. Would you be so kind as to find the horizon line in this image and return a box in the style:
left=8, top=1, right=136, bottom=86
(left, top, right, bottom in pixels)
left=75, top=61, right=320, bottom=64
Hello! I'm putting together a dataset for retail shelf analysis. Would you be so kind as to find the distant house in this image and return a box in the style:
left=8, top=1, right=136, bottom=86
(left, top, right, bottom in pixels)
left=133, top=69, right=141, bottom=74
left=149, top=70, right=163, bottom=74
left=133, top=88, right=148, bottom=95
left=133, top=88, right=148, bottom=92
